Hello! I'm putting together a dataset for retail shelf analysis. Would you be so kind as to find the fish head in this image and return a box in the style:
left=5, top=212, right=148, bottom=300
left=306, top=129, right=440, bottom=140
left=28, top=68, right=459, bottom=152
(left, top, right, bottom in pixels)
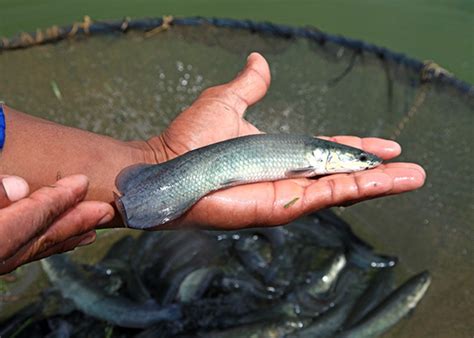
left=308, top=141, right=382, bottom=174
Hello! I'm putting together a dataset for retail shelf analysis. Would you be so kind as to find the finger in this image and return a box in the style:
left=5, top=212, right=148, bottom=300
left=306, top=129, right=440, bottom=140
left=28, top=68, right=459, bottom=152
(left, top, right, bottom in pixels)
left=197, top=52, right=271, bottom=116
left=174, top=162, right=426, bottom=229
left=0, top=175, right=29, bottom=208
left=34, top=231, right=97, bottom=261
left=304, top=163, right=426, bottom=209
left=0, top=231, right=96, bottom=275
left=23, top=200, right=113, bottom=256
left=0, top=199, right=110, bottom=273
left=0, top=175, right=89, bottom=260
left=318, top=136, right=401, bottom=160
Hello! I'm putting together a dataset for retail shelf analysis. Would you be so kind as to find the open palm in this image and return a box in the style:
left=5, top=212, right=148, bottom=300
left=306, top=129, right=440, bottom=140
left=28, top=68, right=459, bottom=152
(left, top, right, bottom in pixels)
left=146, top=53, right=425, bottom=229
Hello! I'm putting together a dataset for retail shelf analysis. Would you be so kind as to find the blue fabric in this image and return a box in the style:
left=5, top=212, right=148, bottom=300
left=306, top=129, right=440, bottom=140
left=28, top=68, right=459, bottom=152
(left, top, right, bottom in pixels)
left=0, top=104, right=5, bottom=149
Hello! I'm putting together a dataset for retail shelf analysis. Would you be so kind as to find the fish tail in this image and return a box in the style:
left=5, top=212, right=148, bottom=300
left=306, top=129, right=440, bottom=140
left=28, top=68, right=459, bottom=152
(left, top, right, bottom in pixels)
left=114, top=192, right=130, bottom=228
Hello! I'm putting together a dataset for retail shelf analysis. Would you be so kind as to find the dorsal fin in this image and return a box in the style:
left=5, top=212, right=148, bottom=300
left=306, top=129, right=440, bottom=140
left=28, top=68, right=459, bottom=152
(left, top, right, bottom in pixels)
left=115, top=163, right=153, bottom=193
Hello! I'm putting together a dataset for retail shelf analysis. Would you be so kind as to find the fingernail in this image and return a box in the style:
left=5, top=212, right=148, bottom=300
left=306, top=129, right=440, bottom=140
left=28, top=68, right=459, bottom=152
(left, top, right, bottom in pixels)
left=78, top=232, right=96, bottom=247
left=384, top=141, right=402, bottom=156
left=416, top=165, right=427, bottom=179
left=2, top=176, right=29, bottom=202
left=247, top=52, right=258, bottom=63
left=97, top=212, right=114, bottom=226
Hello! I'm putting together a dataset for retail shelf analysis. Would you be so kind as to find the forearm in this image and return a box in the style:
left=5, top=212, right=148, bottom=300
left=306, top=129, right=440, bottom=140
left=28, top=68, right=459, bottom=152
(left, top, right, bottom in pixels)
left=0, top=105, right=154, bottom=209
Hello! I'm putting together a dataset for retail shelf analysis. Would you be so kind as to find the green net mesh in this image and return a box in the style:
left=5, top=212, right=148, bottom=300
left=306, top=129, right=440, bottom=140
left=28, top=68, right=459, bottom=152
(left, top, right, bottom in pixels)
left=0, top=21, right=473, bottom=337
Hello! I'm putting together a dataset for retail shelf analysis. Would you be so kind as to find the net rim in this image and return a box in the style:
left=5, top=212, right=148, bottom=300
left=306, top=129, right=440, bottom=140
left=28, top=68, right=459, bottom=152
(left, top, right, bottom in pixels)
left=1, top=16, right=472, bottom=95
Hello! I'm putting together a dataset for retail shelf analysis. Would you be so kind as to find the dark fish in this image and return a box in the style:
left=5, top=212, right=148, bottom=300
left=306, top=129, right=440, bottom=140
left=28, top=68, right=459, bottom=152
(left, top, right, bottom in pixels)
left=288, top=211, right=398, bottom=269
left=40, top=254, right=181, bottom=329
left=287, top=268, right=369, bottom=338
left=304, top=252, right=347, bottom=297
left=218, top=275, right=273, bottom=300
left=342, top=268, right=395, bottom=328
left=234, top=232, right=272, bottom=278
left=337, top=271, right=431, bottom=338
left=177, top=267, right=221, bottom=303
left=203, top=317, right=309, bottom=338
left=45, top=318, right=72, bottom=338
left=115, top=134, right=381, bottom=229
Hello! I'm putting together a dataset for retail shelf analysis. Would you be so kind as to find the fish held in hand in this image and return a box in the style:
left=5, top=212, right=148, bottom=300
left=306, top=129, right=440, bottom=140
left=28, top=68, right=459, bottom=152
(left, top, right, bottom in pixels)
left=115, top=134, right=382, bottom=229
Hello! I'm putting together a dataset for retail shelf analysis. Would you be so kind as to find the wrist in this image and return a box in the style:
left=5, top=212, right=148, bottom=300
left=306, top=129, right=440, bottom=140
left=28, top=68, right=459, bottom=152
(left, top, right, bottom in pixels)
left=143, top=135, right=172, bottom=164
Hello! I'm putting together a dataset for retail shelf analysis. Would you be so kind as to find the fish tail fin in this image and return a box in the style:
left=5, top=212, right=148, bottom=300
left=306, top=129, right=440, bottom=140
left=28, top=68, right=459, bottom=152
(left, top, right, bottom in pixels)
left=115, top=163, right=153, bottom=193
left=114, top=192, right=130, bottom=228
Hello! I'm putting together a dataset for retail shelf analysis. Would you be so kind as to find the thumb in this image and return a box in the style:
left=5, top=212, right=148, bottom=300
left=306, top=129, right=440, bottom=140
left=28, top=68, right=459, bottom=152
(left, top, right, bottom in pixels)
left=0, top=175, right=30, bottom=208
left=197, top=52, right=271, bottom=117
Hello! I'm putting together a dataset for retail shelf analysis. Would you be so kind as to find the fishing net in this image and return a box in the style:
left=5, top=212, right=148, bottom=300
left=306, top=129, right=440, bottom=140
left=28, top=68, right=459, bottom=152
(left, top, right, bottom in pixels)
left=0, top=17, right=472, bottom=337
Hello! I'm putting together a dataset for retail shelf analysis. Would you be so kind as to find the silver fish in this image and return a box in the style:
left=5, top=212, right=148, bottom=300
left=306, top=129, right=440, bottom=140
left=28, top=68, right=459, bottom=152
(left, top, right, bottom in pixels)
left=337, top=271, right=431, bottom=338
left=40, top=254, right=181, bottom=328
left=115, top=134, right=382, bottom=229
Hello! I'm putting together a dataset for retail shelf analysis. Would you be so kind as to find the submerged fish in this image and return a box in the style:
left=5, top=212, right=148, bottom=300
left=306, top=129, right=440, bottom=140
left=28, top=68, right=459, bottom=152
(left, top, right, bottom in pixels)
left=305, top=252, right=347, bottom=297
left=337, top=271, right=431, bottom=338
left=342, top=268, right=395, bottom=328
left=40, top=255, right=181, bottom=329
left=288, top=212, right=398, bottom=269
left=115, top=134, right=382, bottom=229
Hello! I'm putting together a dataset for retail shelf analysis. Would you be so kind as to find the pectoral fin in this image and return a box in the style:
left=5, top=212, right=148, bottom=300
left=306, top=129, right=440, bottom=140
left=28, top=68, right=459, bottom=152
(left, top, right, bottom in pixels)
left=221, top=177, right=247, bottom=187
left=285, top=167, right=316, bottom=178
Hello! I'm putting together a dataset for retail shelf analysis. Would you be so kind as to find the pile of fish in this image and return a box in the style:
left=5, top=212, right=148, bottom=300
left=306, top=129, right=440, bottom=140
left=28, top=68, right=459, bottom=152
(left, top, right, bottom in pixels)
left=1, top=210, right=430, bottom=337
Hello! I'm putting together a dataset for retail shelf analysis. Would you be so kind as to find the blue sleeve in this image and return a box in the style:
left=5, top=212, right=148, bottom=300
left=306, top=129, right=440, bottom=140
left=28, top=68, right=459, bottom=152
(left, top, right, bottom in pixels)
left=0, top=103, right=5, bottom=149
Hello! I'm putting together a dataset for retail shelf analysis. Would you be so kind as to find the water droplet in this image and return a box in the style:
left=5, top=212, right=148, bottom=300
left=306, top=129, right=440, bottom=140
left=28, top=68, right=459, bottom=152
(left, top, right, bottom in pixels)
left=267, top=286, right=276, bottom=293
left=293, top=304, right=301, bottom=315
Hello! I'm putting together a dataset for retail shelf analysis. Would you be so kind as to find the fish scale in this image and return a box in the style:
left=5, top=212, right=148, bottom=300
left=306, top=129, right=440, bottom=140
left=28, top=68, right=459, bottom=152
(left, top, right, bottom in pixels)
left=115, top=134, right=381, bottom=229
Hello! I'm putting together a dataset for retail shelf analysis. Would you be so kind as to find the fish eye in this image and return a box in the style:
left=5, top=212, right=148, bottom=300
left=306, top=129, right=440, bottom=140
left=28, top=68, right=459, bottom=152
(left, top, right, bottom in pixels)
left=359, top=154, right=368, bottom=162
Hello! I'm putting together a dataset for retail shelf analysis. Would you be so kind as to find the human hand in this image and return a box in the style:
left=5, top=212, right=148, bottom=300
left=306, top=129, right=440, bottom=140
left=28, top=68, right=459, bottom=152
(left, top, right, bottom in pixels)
left=145, top=53, right=425, bottom=229
left=0, top=175, right=114, bottom=274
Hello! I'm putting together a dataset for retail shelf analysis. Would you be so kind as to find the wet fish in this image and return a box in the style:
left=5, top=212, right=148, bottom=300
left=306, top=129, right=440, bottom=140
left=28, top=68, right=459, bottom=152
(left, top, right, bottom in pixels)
left=40, top=254, right=182, bottom=329
left=218, top=275, right=273, bottom=300
left=342, top=268, right=395, bottom=328
left=288, top=211, right=398, bottom=269
left=288, top=268, right=368, bottom=338
left=203, top=317, right=308, bottom=338
left=115, top=134, right=382, bottom=229
left=177, top=267, right=221, bottom=303
left=337, top=271, right=431, bottom=338
left=304, top=252, right=347, bottom=296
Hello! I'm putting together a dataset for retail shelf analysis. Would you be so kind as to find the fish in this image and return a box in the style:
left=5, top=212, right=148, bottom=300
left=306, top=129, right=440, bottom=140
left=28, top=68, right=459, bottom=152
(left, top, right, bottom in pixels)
left=40, top=254, right=182, bottom=329
left=115, top=134, right=382, bottom=229
left=337, top=271, right=431, bottom=338
left=288, top=211, right=398, bottom=269
left=203, top=317, right=309, bottom=338
left=304, top=252, right=347, bottom=297
left=342, top=267, right=395, bottom=328
left=287, top=268, right=369, bottom=338
left=177, top=267, right=221, bottom=303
